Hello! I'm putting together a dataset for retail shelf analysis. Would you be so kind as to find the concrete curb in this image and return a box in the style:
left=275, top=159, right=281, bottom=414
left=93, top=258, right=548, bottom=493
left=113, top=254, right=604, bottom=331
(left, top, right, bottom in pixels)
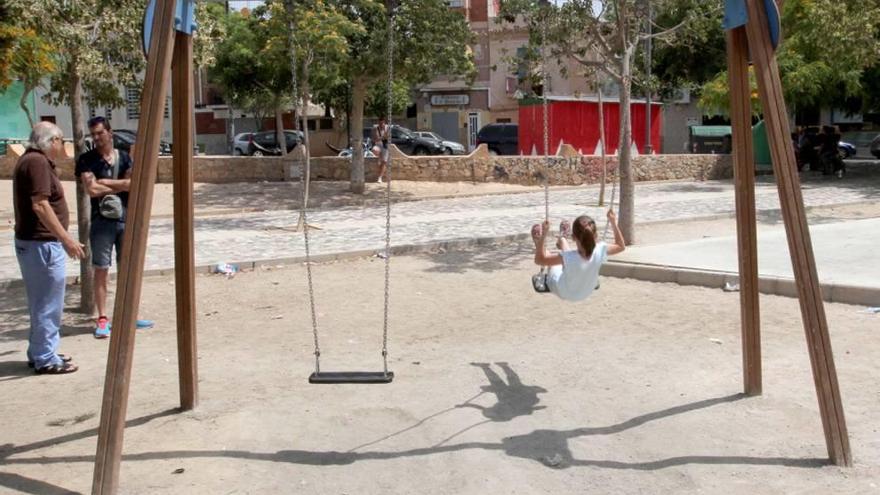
left=2, top=233, right=877, bottom=307
left=602, top=260, right=879, bottom=307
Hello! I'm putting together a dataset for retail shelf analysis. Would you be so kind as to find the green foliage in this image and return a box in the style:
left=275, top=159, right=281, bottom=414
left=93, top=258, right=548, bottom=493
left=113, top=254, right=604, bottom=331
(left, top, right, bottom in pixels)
left=651, top=0, right=726, bottom=98
left=195, top=1, right=227, bottom=69
left=365, top=79, right=410, bottom=118
left=6, top=0, right=146, bottom=109
left=695, top=0, right=880, bottom=117
left=336, top=0, right=476, bottom=88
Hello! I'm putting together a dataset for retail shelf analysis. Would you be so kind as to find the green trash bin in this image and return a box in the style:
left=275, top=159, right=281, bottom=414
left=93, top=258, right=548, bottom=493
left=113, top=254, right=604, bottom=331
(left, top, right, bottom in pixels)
left=752, top=120, right=773, bottom=172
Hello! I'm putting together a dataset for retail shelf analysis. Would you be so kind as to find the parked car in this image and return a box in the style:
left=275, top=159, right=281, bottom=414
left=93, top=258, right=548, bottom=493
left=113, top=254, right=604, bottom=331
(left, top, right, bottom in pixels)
left=247, top=130, right=304, bottom=156
left=871, top=134, right=880, bottom=159
left=86, top=129, right=172, bottom=155
left=361, top=125, right=445, bottom=156
left=232, top=132, right=254, bottom=155
left=838, top=141, right=856, bottom=159
left=414, top=131, right=467, bottom=155
left=475, top=123, right=518, bottom=155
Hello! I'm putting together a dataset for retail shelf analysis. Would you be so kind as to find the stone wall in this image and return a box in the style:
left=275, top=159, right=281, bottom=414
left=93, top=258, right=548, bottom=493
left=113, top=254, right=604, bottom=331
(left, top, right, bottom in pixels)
left=2, top=144, right=732, bottom=185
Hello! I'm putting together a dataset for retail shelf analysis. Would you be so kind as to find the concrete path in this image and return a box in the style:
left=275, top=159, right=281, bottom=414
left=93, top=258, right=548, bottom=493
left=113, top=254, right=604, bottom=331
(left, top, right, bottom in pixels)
left=616, top=217, right=880, bottom=288
left=2, top=165, right=879, bottom=288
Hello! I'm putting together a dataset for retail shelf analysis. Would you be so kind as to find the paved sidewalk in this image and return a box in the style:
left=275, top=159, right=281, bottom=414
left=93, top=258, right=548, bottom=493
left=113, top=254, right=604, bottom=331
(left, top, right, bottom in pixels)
left=2, top=164, right=879, bottom=283
left=616, top=217, right=880, bottom=289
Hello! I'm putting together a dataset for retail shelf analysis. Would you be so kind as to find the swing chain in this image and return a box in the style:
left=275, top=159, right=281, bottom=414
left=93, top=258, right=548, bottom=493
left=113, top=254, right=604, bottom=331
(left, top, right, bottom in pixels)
left=287, top=8, right=321, bottom=374
left=540, top=10, right=551, bottom=223
left=381, top=0, right=396, bottom=376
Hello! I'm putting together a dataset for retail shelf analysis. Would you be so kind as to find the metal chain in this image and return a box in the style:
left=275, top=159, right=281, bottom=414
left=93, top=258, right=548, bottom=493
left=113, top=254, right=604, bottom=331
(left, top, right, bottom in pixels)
left=381, top=0, right=395, bottom=376
left=540, top=15, right=550, bottom=223
left=288, top=11, right=321, bottom=374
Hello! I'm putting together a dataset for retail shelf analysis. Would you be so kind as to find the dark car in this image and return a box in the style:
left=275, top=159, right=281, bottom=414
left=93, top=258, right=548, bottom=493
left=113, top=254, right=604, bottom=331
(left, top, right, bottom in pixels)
left=476, top=123, right=518, bottom=155
left=85, top=129, right=172, bottom=155
left=247, top=130, right=304, bottom=156
left=362, top=124, right=445, bottom=156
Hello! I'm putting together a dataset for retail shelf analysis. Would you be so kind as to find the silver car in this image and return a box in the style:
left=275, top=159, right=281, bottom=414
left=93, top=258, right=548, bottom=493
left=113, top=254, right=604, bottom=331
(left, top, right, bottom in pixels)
left=232, top=132, right=253, bottom=156
left=414, top=131, right=467, bottom=155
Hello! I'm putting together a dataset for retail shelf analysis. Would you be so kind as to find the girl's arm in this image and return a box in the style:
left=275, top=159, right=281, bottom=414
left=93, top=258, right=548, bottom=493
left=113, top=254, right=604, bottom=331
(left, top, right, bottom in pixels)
left=533, top=220, right=563, bottom=266
left=606, top=209, right=626, bottom=255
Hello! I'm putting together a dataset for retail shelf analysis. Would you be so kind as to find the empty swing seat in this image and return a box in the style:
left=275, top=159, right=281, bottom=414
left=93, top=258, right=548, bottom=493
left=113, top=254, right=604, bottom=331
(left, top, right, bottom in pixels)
left=309, top=371, right=394, bottom=384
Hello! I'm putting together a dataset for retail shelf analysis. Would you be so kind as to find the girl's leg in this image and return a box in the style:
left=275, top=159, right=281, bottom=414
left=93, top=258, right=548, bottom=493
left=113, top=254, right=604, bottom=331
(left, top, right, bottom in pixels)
left=556, top=237, right=571, bottom=250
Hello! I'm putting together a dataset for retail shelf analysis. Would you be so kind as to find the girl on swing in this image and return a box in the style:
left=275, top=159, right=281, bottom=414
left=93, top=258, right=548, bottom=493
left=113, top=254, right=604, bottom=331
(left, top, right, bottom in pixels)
left=531, top=209, right=626, bottom=301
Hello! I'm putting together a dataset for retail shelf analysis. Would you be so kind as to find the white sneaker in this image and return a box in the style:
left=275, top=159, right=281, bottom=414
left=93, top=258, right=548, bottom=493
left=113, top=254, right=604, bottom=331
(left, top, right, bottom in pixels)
left=377, top=177, right=383, bottom=183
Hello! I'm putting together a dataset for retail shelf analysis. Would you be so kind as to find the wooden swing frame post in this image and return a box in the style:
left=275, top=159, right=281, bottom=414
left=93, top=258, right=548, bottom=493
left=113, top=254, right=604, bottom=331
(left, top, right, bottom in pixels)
left=91, top=1, right=199, bottom=493
left=726, top=0, right=852, bottom=466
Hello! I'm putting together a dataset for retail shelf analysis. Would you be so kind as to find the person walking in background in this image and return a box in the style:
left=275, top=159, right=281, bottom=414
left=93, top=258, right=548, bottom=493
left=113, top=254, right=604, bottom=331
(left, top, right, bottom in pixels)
left=13, top=122, right=85, bottom=374
left=371, top=117, right=390, bottom=183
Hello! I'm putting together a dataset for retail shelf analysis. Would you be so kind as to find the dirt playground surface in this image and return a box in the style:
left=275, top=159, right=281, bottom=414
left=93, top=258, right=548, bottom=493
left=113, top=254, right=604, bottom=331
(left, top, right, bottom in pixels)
left=1, top=243, right=878, bottom=494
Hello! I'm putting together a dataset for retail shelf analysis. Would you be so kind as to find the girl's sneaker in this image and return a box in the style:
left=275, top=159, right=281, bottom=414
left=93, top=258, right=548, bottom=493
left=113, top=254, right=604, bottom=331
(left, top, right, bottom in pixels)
left=559, top=220, right=572, bottom=239
left=94, top=316, right=111, bottom=339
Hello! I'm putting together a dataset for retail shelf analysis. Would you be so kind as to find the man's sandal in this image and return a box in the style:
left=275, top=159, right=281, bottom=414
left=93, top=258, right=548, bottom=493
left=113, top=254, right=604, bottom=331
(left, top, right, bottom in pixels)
left=28, top=353, right=72, bottom=369
left=35, top=361, right=79, bottom=375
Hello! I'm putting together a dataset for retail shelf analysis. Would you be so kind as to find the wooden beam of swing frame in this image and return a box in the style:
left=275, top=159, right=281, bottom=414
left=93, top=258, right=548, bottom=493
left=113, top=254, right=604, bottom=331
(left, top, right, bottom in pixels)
left=725, top=27, right=762, bottom=396
left=743, top=0, right=851, bottom=466
left=91, top=0, right=183, bottom=493
left=172, top=30, right=198, bottom=411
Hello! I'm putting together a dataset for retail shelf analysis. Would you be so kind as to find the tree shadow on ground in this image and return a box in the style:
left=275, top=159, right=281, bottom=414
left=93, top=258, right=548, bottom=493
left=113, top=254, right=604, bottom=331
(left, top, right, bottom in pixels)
left=760, top=161, right=880, bottom=201
left=418, top=241, right=531, bottom=274
left=0, top=287, right=93, bottom=344
left=653, top=183, right=727, bottom=194
left=192, top=181, right=422, bottom=214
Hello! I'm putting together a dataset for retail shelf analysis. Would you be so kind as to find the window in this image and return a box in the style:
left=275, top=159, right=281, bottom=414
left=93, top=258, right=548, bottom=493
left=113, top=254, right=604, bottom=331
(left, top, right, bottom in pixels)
left=496, top=118, right=512, bottom=123
left=319, top=118, right=334, bottom=130
left=307, top=119, right=316, bottom=131
left=126, top=87, right=140, bottom=120
left=126, top=87, right=168, bottom=120
left=447, top=0, right=464, bottom=6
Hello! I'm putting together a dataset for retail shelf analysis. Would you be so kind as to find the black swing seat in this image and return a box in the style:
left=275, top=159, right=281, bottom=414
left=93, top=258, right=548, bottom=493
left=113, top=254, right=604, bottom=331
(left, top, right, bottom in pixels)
left=309, top=371, right=394, bottom=384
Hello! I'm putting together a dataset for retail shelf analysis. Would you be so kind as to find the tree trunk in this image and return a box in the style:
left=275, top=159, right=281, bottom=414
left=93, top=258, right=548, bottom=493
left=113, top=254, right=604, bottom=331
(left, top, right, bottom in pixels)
left=349, top=77, right=367, bottom=194
left=19, top=84, right=35, bottom=127
left=274, top=105, right=286, bottom=157
left=69, top=66, right=95, bottom=312
left=617, top=52, right=635, bottom=245
left=597, top=84, right=607, bottom=205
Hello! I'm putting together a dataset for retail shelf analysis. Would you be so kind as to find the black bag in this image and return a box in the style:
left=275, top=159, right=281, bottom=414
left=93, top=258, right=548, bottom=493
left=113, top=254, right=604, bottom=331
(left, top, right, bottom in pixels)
left=99, top=150, right=124, bottom=220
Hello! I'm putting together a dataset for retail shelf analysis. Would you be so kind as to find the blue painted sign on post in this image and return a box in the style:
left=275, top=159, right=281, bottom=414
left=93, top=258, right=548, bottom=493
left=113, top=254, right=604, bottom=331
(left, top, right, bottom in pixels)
left=723, top=0, right=781, bottom=49
left=142, top=0, right=197, bottom=57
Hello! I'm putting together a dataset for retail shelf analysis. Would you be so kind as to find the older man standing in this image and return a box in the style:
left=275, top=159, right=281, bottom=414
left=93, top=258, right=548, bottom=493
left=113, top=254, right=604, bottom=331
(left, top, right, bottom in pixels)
left=13, top=121, right=85, bottom=374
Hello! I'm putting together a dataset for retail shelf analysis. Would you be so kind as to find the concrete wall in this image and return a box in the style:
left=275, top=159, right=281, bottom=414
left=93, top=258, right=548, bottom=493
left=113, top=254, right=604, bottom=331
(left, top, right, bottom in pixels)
left=2, top=144, right=732, bottom=185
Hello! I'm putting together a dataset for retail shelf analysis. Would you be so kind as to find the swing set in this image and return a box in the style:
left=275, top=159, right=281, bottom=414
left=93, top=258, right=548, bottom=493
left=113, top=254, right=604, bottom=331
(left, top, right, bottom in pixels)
left=89, top=0, right=850, bottom=493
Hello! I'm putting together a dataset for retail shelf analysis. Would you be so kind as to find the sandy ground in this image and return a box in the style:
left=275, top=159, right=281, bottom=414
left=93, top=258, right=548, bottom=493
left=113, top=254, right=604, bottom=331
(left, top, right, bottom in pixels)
left=1, top=241, right=878, bottom=494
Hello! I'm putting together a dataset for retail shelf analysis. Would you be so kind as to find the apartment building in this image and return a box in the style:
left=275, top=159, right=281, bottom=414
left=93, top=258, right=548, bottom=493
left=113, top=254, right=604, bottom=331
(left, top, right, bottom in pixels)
left=416, top=0, right=594, bottom=150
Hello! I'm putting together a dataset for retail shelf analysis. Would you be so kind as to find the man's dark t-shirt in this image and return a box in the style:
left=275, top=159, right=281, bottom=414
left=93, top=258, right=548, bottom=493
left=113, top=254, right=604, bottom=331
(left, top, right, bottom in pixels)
left=13, top=150, right=70, bottom=241
left=75, top=148, right=132, bottom=221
